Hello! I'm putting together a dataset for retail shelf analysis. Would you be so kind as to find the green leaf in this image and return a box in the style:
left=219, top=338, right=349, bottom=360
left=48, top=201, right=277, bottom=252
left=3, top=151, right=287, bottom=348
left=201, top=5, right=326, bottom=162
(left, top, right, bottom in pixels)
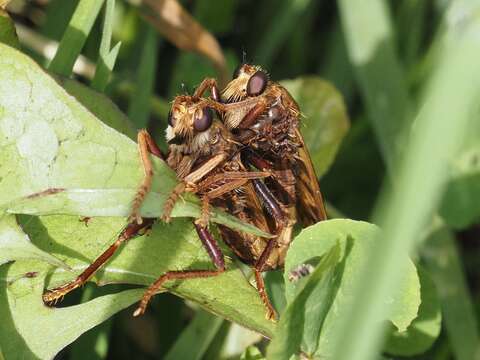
left=18, top=215, right=275, bottom=337
left=0, top=44, right=269, bottom=238
left=385, top=266, right=441, bottom=356
left=0, top=214, right=67, bottom=268
left=0, top=260, right=143, bottom=360
left=241, top=346, right=265, bottom=360
left=48, top=0, right=105, bottom=76
left=69, top=285, right=115, bottom=360
left=165, top=309, right=223, bottom=360
left=0, top=42, right=276, bottom=355
left=268, top=242, right=341, bottom=360
left=279, top=220, right=420, bottom=358
left=0, top=9, right=19, bottom=49
left=59, top=77, right=136, bottom=139
left=281, top=77, right=350, bottom=178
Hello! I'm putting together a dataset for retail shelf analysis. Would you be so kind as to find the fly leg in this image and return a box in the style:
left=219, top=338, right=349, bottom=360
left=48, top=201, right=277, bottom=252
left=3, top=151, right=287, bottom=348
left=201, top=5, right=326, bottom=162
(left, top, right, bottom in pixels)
left=219, top=97, right=268, bottom=129
left=252, top=237, right=278, bottom=321
left=161, top=181, right=188, bottom=223
left=195, top=196, right=211, bottom=228
left=251, top=179, right=288, bottom=232
left=193, top=78, right=221, bottom=101
left=133, top=223, right=225, bottom=316
left=243, top=148, right=296, bottom=204
left=248, top=178, right=294, bottom=321
left=43, top=219, right=155, bottom=304
left=130, top=130, right=165, bottom=224
left=163, top=169, right=271, bottom=225
left=193, top=170, right=272, bottom=227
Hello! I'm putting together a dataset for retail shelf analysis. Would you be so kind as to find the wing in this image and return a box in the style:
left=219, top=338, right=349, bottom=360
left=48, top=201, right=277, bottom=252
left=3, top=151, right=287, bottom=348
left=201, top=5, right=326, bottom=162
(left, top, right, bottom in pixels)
left=294, top=127, right=328, bottom=226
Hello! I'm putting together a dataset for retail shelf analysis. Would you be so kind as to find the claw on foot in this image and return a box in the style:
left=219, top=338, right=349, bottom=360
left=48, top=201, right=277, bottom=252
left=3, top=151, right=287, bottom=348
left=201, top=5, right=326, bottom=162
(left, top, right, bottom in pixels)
left=43, top=281, right=81, bottom=305
left=266, top=308, right=277, bottom=322
left=43, top=289, right=67, bottom=305
left=133, top=305, right=145, bottom=317
left=128, top=212, right=143, bottom=225
left=160, top=214, right=172, bottom=223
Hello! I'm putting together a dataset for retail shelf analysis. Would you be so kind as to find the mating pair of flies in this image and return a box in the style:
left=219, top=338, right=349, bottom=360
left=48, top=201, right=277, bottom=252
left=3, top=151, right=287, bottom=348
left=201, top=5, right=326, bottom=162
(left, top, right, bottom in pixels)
left=43, top=64, right=327, bottom=320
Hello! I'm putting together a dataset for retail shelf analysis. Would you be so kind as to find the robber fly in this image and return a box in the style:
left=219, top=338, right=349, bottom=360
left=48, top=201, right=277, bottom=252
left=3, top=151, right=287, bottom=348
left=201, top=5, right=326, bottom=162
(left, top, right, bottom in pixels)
left=221, top=64, right=328, bottom=226
left=43, top=79, right=285, bottom=320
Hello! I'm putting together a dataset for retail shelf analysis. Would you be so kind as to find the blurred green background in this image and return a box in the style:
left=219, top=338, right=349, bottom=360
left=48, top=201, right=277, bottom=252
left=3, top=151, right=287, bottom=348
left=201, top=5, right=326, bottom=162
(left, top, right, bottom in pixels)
left=3, top=0, right=480, bottom=359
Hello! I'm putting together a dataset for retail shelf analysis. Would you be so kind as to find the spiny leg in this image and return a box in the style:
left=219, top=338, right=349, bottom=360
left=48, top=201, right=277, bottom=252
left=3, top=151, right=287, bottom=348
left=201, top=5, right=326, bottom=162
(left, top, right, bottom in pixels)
left=161, top=181, right=187, bottom=223
left=195, top=196, right=211, bottom=228
left=193, top=171, right=271, bottom=228
left=160, top=152, right=229, bottom=222
left=133, top=223, right=225, bottom=316
left=254, top=269, right=276, bottom=321
left=193, top=78, right=220, bottom=101
left=130, top=130, right=164, bottom=224
left=133, top=269, right=222, bottom=317
left=219, top=96, right=268, bottom=130
left=252, top=179, right=287, bottom=232
left=162, top=169, right=270, bottom=224
left=238, top=99, right=268, bottom=129
left=43, top=219, right=155, bottom=304
left=245, top=183, right=283, bottom=322
left=244, top=149, right=296, bottom=202
left=254, top=237, right=278, bottom=320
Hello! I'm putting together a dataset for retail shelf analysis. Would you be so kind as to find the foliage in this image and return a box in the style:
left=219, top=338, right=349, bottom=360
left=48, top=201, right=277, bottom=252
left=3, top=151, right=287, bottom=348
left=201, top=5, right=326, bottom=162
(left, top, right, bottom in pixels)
left=0, top=1, right=479, bottom=359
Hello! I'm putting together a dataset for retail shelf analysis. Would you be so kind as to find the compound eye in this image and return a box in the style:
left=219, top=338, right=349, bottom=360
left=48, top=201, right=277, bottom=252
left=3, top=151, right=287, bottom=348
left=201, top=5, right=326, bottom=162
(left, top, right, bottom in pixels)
left=247, top=70, right=268, bottom=96
left=194, top=107, right=213, bottom=132
left=232, top=64, right=242, bottom=79
left=167, top=110, right=175, bottom=127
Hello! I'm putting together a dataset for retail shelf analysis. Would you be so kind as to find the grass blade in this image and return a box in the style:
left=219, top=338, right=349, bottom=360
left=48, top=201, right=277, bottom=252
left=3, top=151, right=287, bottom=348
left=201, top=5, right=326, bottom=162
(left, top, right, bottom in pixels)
left=421, top=225, right=480, bottom=360
left=91, top=0, right=121, bottom=92
left=164, top=309, right=224, bottom=360
left=255, top=0, right=313, bottom=67
left=330, top=5, right=480, bottom=359
left=395, top=0, right=428, bottom=67
left=127, top=25, right=158, bottom=128
left=337, top=0, right=413, bottom=172
left=48, top=0, right=105, bottom=76
left=320, top=22, right=355, bottom=104
left=0, top=9, right=19, bottom=48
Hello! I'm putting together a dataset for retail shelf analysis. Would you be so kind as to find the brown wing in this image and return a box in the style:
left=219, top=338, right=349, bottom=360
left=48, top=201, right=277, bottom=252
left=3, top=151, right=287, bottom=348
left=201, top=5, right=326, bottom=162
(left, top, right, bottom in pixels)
left=294, top=127, right=328, bottom=226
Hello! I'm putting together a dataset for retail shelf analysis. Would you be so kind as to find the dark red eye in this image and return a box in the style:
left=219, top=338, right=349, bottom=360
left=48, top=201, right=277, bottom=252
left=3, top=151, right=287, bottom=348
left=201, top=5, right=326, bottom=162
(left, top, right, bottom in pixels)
left=232, top=64, right=242, bottom=79
left=194, top=107, right=213, bottom=132
left=247, top=70, right=267, bottom=96
left=168, top=110, right=175, bottom=127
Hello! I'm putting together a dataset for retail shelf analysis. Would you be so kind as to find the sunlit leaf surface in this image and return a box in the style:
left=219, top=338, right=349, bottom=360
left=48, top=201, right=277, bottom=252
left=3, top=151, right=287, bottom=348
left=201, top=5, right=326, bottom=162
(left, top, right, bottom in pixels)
left=270, top=220, right=421, bottom=359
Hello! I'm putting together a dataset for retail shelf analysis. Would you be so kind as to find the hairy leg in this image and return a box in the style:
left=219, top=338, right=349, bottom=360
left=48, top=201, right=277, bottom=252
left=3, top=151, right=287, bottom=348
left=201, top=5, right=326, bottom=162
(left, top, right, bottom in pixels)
left=193, top=78, right=220, bottom=101
left=130, top=130, right=164, bottom=224
left=133, top=223, right=225, bottom=316
left=43, top=219, right=155, bottom=304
